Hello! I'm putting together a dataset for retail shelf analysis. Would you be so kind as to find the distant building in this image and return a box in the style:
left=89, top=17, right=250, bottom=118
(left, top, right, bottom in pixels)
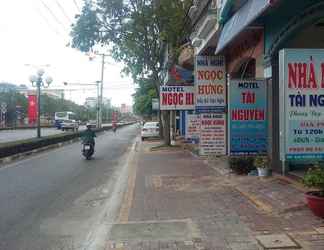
left=120, top=103, right=132, bottom=113
left=85, top=97, right=97, bottom=108
left=103, top=98, right=111, bottom=108
left=0, top=82, right=18, bottom=92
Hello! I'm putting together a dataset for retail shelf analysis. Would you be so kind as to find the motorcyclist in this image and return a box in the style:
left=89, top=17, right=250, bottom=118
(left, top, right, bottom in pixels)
left=82, top=123, right=96, bottom=152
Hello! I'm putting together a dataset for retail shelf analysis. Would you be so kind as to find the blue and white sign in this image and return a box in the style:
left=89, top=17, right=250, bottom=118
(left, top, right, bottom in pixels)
left=195, top=56, right=226, bottom=113
left=279, top=49, right=324, bottom=160
left=229, top=80, right=267, bottom=155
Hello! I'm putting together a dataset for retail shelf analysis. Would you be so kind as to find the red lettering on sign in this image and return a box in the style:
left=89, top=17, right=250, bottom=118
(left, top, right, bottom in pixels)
left=197, top=70, right=223, bottom=81
left=231, top=109, right=265, bottom=121
left=288, top=59, right=318, bottom=89
left=198, top=84, right=224, bottom=94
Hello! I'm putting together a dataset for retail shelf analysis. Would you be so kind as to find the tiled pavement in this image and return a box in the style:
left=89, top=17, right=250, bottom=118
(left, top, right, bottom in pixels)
left=105, top=141, right=324, bottom=250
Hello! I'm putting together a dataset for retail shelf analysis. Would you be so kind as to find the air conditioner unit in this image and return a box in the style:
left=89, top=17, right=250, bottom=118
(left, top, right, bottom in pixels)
left=191, top=38, right=202, bottom=47
left=198, top=15, right=218, bottom=39
left=188, top=6, right=198, bottom=19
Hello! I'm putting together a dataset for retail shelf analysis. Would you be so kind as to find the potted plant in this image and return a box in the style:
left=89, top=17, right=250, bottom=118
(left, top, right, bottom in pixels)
left=229, top=156, right=255, bottom=175
left=254, top=155, right=269, bottom=177
left=303, top=166, right=324, bottom=218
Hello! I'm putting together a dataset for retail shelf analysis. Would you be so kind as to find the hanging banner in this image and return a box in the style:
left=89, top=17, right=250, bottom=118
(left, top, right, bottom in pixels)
left=195, top=56, right=226, bottom=113
left=28, top=95, right=37, bottom=125
left=199, top=113, right=226, bottom=156
left=229, top=79, right=267, bottom=155
left=185, top=114, right=200, bottom=140
left=160, top=86, right=195, bottom=110
left=279, top=49, right=324, bottom=160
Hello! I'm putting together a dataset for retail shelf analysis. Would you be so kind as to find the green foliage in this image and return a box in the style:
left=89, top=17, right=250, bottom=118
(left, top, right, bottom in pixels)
left=253, top=155, right=268, bottom=169
left=229, top=156, right=256, bottom=175
left=40, top=94, right=89, bottom=121
left=71, top=0, right=192, bottom=141
left=303, top=166, right=324, bottom=196
left=0, top=91, right=28, bottom=126
left=71, top=0, right=191, bottom=83
left=133, top=78, right=157, bottom=116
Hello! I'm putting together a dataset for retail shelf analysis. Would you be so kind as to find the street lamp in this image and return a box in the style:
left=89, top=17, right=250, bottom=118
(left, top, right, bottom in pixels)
left=29, top=69, right=53, bottom=138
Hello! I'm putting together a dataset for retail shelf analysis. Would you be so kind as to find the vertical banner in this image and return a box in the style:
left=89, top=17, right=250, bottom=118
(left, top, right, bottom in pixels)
left=200, top=114, right=226, bottom=156
left=28, top=95, right=37, bottom=125
left=112, top=111, right=118, bottom=123
left=229, top=80, right=267, bottom=155
left=195, top=56, right=226, bottom=113
left=185, top=114, right=200, bottom=141
left=279, top=49, right=324, bottom=160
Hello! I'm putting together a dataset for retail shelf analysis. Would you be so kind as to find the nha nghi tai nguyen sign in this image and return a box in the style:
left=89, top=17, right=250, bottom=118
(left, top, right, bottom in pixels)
left=280, top=49, right=324, bottom=160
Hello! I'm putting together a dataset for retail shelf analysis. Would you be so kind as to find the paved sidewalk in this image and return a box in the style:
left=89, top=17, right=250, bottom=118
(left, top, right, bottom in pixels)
left=105, top=141, right=324, bottom=250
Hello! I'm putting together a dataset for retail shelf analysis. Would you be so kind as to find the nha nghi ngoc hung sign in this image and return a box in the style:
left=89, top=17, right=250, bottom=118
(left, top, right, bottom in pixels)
left=279, top=49, right=324, bottom=160
left=195, top=56, right=226, bottom=113
left=160, top=86, right=195, bottom=110
left=229, top=80, right=267, bottom=155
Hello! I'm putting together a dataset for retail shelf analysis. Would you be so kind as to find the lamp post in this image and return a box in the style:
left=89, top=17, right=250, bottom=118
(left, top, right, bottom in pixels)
left=29, top=69, right=53, bottom=138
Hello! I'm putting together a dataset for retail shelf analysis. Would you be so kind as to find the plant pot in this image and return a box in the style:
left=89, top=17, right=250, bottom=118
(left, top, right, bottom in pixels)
left=257, top=168, right=268, bottom=177
left=305, top=191, right=324, bottom=218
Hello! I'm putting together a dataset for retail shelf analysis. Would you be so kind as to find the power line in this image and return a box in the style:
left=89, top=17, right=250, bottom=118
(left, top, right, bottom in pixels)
left=33, top=5, right=66, bottom=38
left=54, top=0, right=73, bottom=23
left=39, top=0, right=69, bottom=33
left=73, top=0, right=81, bottom=12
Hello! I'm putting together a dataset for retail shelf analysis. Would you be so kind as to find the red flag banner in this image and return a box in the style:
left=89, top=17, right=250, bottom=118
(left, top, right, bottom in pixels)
left=28, top=95, right=37, bottom=125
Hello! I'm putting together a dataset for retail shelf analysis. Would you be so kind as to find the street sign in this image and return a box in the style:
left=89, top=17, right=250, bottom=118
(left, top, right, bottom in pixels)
left=1, top=102, right=7, bottom=113
left=152, top=98, right=159, bottom=111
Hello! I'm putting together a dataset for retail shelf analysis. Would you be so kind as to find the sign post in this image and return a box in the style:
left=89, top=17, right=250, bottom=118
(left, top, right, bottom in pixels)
left=279, top=49, right=324, bottom=163
left=195, top=56, right=226, bottom=113
left=199, top=114, right=226, bottom=156
left=229, top=79, right=267, bottom=155
left=185, top=114, right=200, bottom=142
left=0, top=102, right=7, bottom=127
left=159, top=86, right=195, bottom=111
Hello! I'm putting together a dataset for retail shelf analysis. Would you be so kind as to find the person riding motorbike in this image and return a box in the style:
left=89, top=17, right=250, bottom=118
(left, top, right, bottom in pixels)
left=82, top=123, right=96, bottom=153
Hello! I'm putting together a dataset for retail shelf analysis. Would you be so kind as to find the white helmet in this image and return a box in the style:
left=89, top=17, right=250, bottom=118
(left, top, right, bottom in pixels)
left=86, top=123, right=91, bottom=127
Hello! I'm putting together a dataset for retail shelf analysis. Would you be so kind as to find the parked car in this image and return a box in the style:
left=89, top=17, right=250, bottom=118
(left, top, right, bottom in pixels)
left=61, top=120, right=79, bottom=131
left=87, top=120, right=97, bottom=128
left=141, top=122, right=159, bottom=141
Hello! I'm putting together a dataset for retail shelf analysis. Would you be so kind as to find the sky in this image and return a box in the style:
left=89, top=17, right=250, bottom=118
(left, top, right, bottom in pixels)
left=0, top=0, right=135, bottom=107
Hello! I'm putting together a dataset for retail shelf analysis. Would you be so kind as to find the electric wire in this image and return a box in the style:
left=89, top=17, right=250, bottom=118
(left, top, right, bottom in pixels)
left=33, top=5, right=66, bottom=39
left=39, top=0, right=69, bottom=33
left=73, top=0, right=81, bottom=12
left=54, top=0, right=73, bottom=23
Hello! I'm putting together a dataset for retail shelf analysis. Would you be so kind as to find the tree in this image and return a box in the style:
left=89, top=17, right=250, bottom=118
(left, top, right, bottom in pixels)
left=71, top=0, right=191, bottom=144
left=0, top=91, right=28, bottom=126
left=133, top=78, right=157, bottom=116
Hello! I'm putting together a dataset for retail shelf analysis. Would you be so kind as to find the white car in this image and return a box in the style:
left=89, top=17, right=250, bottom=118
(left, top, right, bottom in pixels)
left=61, top=120, right=79, bottom=131
left=141, top=122, right=160, bottom=141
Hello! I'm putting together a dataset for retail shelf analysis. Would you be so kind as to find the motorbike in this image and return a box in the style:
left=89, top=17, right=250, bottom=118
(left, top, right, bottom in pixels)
left=82, top=142, right=94, bottom=160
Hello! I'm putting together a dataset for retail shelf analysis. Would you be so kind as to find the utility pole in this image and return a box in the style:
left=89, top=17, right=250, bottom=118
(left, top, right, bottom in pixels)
left=99, top=54, right=105, bottom=128
left=95, top=53, right=108, bottom=128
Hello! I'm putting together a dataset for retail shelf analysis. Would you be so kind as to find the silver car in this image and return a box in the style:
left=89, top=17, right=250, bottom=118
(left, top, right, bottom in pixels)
left=141, top=122, right=159, bottom=141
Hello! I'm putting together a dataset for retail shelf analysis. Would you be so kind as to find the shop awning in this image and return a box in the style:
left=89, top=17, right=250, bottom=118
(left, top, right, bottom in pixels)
left=215, top=0, right=274, bottom=54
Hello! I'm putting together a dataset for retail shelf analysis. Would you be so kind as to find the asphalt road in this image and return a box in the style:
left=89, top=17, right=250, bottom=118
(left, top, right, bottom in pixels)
left=0, top=124, right=139, bottom=250
left=0, top=126, right=86, bottom=144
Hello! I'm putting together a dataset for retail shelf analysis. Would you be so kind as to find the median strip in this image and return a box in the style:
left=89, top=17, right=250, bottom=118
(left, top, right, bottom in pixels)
left=0, top=123, right=134, bottom=164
